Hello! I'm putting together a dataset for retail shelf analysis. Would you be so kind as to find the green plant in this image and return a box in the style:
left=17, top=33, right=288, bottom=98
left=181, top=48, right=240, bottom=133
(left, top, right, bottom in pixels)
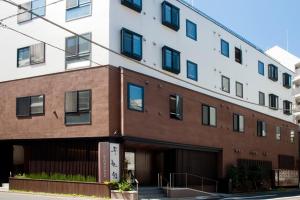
left=118, top=180, right=133, bottom=192
left=15, top=173, right=96, bottom=183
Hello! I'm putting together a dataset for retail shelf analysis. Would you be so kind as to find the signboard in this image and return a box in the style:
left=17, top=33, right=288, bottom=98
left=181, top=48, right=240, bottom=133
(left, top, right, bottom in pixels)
left=110, top=143, right=120, bottom=182
left=274, top=169, right=299, bottom=187
left=98, top=142, right=110, bottom=183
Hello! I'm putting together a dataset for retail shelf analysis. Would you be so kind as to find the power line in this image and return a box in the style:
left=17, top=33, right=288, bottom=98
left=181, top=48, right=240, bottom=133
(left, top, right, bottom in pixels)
left=0, top=0, right=295, bottom=115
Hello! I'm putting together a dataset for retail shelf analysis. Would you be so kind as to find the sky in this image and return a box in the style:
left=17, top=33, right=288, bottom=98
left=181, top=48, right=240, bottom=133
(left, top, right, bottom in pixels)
left=184, top=0, right=300, bottom=58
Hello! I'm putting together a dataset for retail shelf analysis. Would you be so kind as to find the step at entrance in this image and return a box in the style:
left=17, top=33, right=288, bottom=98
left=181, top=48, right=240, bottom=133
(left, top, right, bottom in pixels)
left=138, top=187, right=166, bottom=199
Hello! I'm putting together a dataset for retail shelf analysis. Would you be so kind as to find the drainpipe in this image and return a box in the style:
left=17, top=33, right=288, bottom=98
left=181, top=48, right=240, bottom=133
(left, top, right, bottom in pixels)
left=120, top=66, right=124, bottom=136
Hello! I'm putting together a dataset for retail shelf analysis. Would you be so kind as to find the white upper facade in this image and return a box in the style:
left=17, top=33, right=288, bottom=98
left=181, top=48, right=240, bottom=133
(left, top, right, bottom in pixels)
left=0, top=0, right=296, bottom=123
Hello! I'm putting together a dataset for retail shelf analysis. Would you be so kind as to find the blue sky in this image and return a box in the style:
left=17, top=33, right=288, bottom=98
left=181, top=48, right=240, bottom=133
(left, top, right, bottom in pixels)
left=184, top=0, right=300, bottom=58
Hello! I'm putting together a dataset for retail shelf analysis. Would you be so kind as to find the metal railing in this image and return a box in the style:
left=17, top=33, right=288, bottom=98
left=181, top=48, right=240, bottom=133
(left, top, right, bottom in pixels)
left=169, top=173, right=218, bottom=193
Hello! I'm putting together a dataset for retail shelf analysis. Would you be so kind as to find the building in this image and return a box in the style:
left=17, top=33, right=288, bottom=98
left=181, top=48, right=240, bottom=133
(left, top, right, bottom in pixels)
left=0, top=0, right=298, bottom=190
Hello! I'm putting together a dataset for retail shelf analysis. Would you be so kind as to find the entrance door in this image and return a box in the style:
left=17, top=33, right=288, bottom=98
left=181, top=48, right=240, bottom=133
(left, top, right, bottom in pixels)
left=0, top=144, right=13, bottom=183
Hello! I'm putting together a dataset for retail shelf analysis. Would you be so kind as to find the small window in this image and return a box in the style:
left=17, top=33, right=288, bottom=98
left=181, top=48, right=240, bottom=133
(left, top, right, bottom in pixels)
left=187, top=61, right=198, bottom=81
left=16, top=95, right=44, bottom=117
left=202, top=105, right=216, bottom=127
left=169, top=95, right=183, bottom=120
left=65, top=90, right=91, bottom=125
left=283, top=100, right=292, bottom=115
left=128, top=83, right=144, bottom=112
left=17, top=0, right=46, bottom=23
left=268, top=64, right=278, bottom=81
left=186, top=20, right=197, bottom=40
left=233, top=113, right=244, bottom=133
left=259, top=92, right=265, bottom=106
left=235, top=47, right=242, bottom=64
left=236, top=82, right=243, bottom=98
left=221, top=39, right=229, bottom=58
left=65, top=33, right=91, bottom=68
left=121, top=28, right=143, bottom=61
left=257, top=120, right=266, bottom=137
left=121, top=0, right=142, bottom=12
left=269, top=94, right=278, bottom=110
left=66, top=0, right=92, bottom=21
left=162, top=46, right=180, bottom=74
left=221, top=76, right=230, bottom=93
left=282, top=73, right=292, bottom=88
left=290, top=130, right=295, bottom=143
left=276, top=126, right=281, bottom=140
left=17, top=43, right=45, bottom=67
left=258, top=61, right=264, bottom=76
left=162, top=1, right=180, bottom=31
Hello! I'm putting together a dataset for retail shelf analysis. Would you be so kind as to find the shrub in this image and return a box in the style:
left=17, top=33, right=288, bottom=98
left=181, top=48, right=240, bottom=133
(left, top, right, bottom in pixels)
left=15, top=173, right=96, bottom=183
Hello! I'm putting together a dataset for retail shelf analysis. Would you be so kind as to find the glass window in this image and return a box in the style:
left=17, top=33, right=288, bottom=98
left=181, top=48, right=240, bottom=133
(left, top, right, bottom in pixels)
left=236, top=82, right=243, bottom=98
left=235, top=47, right=242, bottom=64
left=31, top=0, right=46, bottom=18
left=221, top=39, right=229, bottom=57
left=187, top=61, right=198, bottom=81
left=128, top=83, right=144, bottom=112
left=66, top=0, right=91, bottom=21
left=258, top=61, right=264, bottom=76
left=269, top=94, right=278, bottom=110
left=268, top=64, right=278, bottom=81
left=121, top=0, right=142, bottom=12
left=16, top=97, right=31, bottom=117
left=283, top=73, right=292, bottom=88
left=257, top=120, right=266, bottom=137
left=202, top=105, right=216, bottom=127
left=65, top=90, right=91, bottom=125
left=233, top=114, right=244, bottom=133
left=17, top=47, right=30, bottom=67
left=162, top=46, right=180, bottom=74
left=30, top=95, right=44, bottom=115
left=162, top=1, right=180, bottom=31
left=121, top=28, right=142, bottom=61
left=259, top=92, right=265, bottom=106
left=221, top=76, right=230, bottom=93
left=290, top=130, right=295, bottom=143
left=16, top=95, right=44, bottom=117
left=17, top=0, right=45, bottom=23
left=186, top=20, right=197, bottom=40
left=276, top=126, right=281, bottom=140
left=283, top=100, right=292, bottom=115
left=170, top=95, right=183, bottom=120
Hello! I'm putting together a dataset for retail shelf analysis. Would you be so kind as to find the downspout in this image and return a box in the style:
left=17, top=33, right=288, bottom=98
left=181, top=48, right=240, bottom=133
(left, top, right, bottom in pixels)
left=120, top=66, right=124, bottom=136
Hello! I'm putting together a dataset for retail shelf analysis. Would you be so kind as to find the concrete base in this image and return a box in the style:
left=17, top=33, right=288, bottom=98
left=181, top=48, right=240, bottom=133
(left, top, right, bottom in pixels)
left=111, top=190, right=138, bottom=200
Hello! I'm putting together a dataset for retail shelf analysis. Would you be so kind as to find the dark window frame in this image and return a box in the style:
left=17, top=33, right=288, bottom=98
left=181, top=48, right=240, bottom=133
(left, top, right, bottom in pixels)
left=258, top=61, right=264, bottom=76
left=269, top=94, right=279, bottom=110
left=233, top=113, right=245, bottom=133
left=221, top=39, right=229, bottom=58
left=235, top=47, right=242, bottom=64
left=127, top=83, right=144, bottom=112
left=17, top=43, right=45, bottom=68
left=221, top=75, right=230, bottom=93
left=16, top=94, right=45, bottom=117
left=202, top=104, right=217, bottom=127
left=162, top=46, right=181, bottom=74
left=161, top=1, right=180, bottom=31
left=186, top=60, right=198, bottom=81
left=283, top=100, right=292, bottom=115
left=268, top=64, right=278, bottom=81
left=282, top=73, right=292, bottom=88
left=257, top=120, right=267, bottom=137
left=17, top=0, right=46, bottom=24
left=236, top=81, right=243, bottom=98
left=169, top=94, right=183, bottom=120
left=66, top=0, right=92, bottom=21
left=121, top=28, right=143, bottom=61
left=259, top=91, right=265, bottom=106
left=64, top=89, right=92, bottom=125
left=186, top=19, right=197, bottom=41
left=121, top=0, right=142, bottom=12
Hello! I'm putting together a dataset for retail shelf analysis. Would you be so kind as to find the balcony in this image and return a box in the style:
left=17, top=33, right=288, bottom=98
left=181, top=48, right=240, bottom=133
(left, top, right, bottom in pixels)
left=294, top=87, right=300, bottom=100
left=293, top=106, right=300, bottom=119
left=293, top=68, right=300, bottom=85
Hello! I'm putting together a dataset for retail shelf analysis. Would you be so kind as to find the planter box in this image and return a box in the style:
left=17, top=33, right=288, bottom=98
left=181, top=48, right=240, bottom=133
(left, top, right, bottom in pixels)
left=9, top=178, right=110, bottom=198
left=111, top=190, right=138, bottom=200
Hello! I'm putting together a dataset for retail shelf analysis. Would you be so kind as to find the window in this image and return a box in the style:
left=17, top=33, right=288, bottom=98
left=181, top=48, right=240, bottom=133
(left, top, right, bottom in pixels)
left=235, top=47, right=242, bottom=64
left=187, top=61, right=197, bottom=81
left=169, top=95, right=183, bottom=120
left=162, top=1, right=180, bottom=31
left=121, top=28, right=142, bottom=61
left=233, top=113, right=244, bottom=133
left=283, top=100, right=292, bottom=115
left=128, top=83, right=144, bottom=112
left=268, top=64, right=278, bottom=81
left=202, top=105, right=216, bottom=127
left=121, top=0, right=142, bottom=12
left=65, top=90, right=91, bottom=125
left=290, top=130, right=295, bottom=143
left=65, top=33, right=91, bottom=68
left=162, top=46, right=180, bottom=74
left=17, top=0, right=46, bottom=23
left=221, top=76, right=230, bottom=93
left=17, top=43, right=45, bottom=67
left=16, top=95, right=44, bottom=117
left=236, top=82, right=243, bottom=98
left=276, top=126, right=281, bottom=140
left=269, top=94, right=278, bottom=110
left=259, top=92, right=265, bottom=106
left=221, top=39, right=229, bottom=57
left=66, top=0, right=92, bottom=21
left=258, top=61, right=264, bottom=76
left=257, top=120, right=266, bottom=137
left=283, top=73, right=292, bottom=88
left=186, top=20, right=197, bottom=40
